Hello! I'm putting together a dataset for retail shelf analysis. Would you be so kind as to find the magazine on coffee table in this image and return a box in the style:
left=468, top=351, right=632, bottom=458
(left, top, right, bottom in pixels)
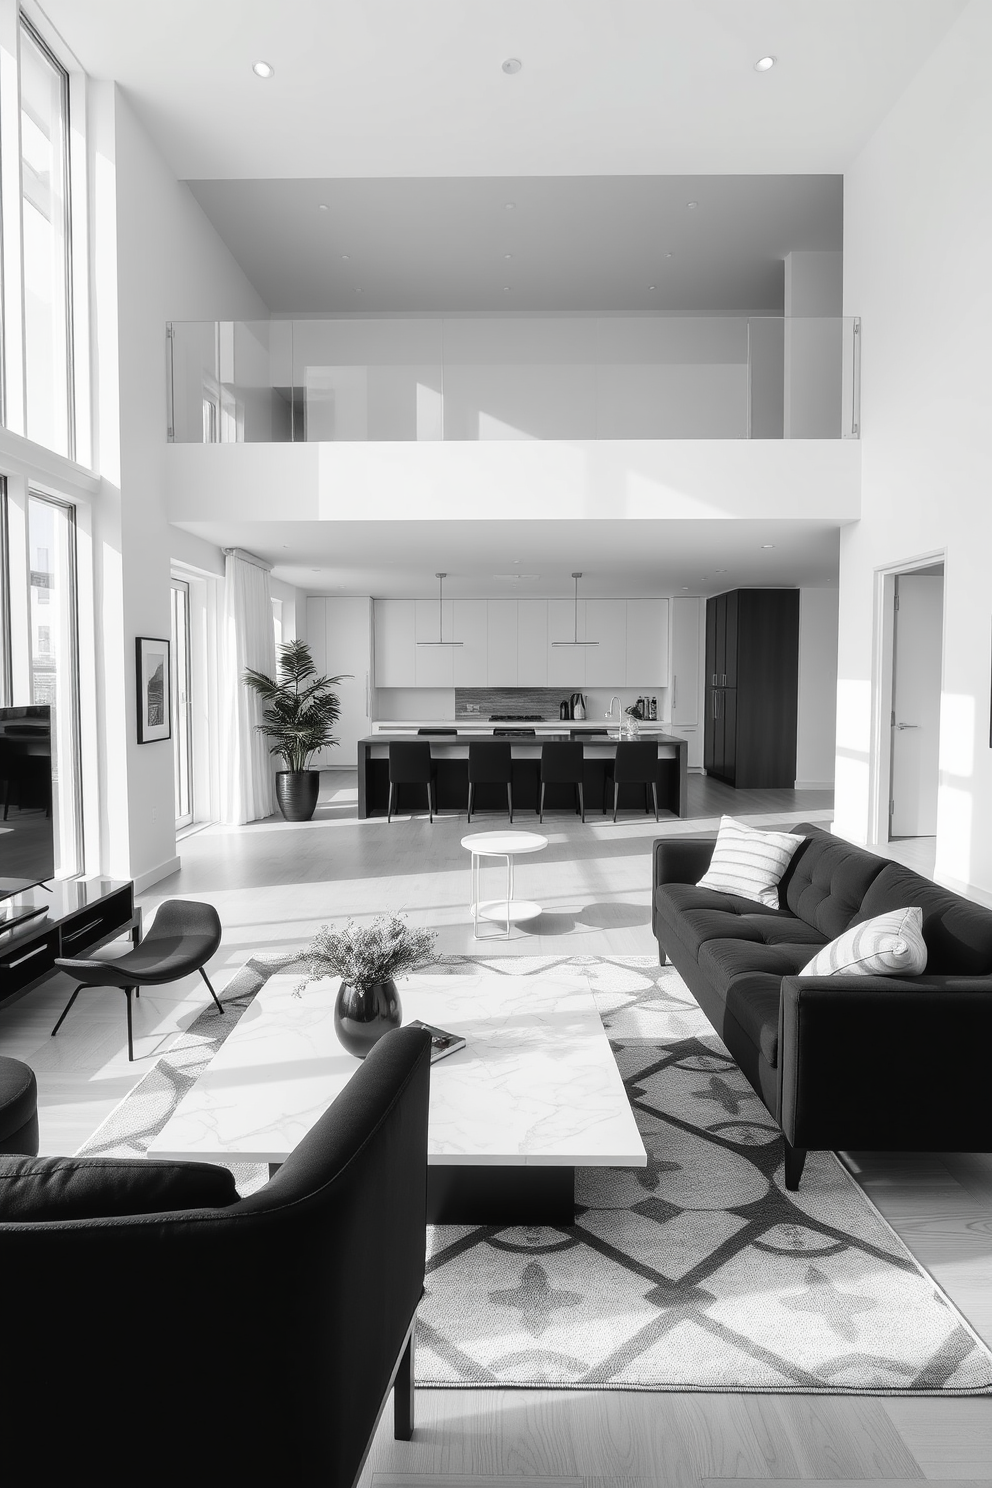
left=406, top=1020, right=467, bottom=1063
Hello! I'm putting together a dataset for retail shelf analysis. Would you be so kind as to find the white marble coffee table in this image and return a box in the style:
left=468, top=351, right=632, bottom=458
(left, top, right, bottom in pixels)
left=146, top=967, right=645, bottom=1223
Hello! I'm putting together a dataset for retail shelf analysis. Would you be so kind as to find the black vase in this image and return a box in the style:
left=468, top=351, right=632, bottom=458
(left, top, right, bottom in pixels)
left=276, top=770, right=320, bottom=822
left=334, top=979, right=402, bottom=1059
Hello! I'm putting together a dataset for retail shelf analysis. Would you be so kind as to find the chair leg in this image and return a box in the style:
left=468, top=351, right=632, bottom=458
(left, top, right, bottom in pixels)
left=51, top=983, right=84, bottom=1038
left=428, top=780, right=435, bottom=824
left=577, top=781, right=585, bottom=823
left=644, top=782, right=650, bottom=813
left=651, top=782, right=659, bottom=822
left=199, top=966, right=225, bottom=1014
left=393, top=1328, right=414, bottom=1441
left=124, top=986, right=134, bottom=1062
left=613, top=782, right=620, bottom=823
left=507, top=783, right=513, bottom=823
left=539, top=781, right=545, bottom=824
left=387, top=781, right=396, bottom=823
left=467, top=782, right=474, bottom=822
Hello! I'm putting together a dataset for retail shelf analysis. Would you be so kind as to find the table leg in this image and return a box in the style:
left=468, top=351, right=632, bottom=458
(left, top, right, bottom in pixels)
left=505, top=853, right=513, bottom=938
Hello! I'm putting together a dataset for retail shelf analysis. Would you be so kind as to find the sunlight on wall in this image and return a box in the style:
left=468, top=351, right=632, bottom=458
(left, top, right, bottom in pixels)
left=416, top=381, right=442, bottom=440
left=478, top=410, right=532, bottom=440
left=935, top=783, right=973, bottom=885
left=624, top=467, right=724, bottom=519
left=939, top=691, right=975, bottom=779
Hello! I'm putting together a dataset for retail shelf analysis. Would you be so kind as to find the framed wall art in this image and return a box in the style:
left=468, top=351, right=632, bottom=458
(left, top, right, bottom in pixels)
left=136, top=636, right=171, bottom=744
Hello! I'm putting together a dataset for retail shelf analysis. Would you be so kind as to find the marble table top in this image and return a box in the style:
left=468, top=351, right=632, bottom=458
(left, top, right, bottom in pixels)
left=146, top=969, right=646, bottom=1170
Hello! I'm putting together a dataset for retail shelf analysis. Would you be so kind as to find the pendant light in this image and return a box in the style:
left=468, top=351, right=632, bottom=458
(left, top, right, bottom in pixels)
left=551, top=572, right=599, bottom=646
left=416, top=572, right=463, bottom=646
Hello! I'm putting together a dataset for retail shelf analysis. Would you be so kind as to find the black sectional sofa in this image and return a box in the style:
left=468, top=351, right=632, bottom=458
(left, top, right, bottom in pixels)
left=652, top=822, right=992, bottom=1189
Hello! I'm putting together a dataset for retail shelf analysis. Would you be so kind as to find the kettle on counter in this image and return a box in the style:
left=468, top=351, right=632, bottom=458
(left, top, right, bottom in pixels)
left=560, top=700, right=570, bottom=720
left=571, top=692, right=586, bottom=721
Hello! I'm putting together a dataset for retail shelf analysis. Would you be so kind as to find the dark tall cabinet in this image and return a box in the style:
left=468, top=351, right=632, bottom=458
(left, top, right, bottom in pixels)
left=704, top=589, right=799, bottom=789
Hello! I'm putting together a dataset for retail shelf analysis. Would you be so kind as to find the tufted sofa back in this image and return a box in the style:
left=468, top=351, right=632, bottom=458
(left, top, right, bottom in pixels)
left=782, top=824, right=888, bottom=938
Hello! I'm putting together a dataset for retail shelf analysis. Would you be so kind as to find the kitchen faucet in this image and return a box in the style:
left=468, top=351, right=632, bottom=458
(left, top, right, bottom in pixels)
left=606, top=696, right=622, bottom=736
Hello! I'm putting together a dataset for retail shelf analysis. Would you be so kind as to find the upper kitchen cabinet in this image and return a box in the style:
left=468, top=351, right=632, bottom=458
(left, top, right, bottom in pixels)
left=373, top=599, right=416, bottom=687
left=415, top=598, right=455, bottom=686
left=547, top=599, right=586, bottom=687
left=582, top=599, right=627, bottom=688
left=516, top=600, right=548, bottom=686
left=671, top=596, right=701, bottom=725
left=452, top=601, right=488, bottom=686
left=625, top=599, right=669, bottom=686
left=488, top=600, right=518, bottom=686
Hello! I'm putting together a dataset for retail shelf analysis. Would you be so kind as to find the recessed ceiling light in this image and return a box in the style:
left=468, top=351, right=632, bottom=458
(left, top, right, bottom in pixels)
left=504, top=202, right=515, bottom=210
left=754, top=55, right=776, bottom=71
left=355, top=287, right=362, bottom=294
left=341, top=254, right=350, bottom=260
left=760, top=544, right=775, bottom=549
left=648, top=285, right=656, bottom=291
left=503, top=286, right=511, bottom=292
left=252, top=60, right=274, bottom=78
left=686, top=201, right=698, bottom=209
left=501, top=57, right=522, bottom=75
left=715, top=568, right=728, bottom=573
left=317, top=203, right=329, bottom=212
left=665, top=252, right=673, bottom=259
left=504, top=253, right=513, bottom=260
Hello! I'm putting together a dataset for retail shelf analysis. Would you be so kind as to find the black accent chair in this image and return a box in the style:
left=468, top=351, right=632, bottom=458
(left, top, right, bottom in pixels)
left=52, top=899, right=225, bottom=1061
left=0, top=1026, right=432, bottom=1488
left=0, top=1057, right=38, bottom=1156
left=467, top=741, right=513, bottom=823
left=388, top=740, right=437, bottom=823
left=606, top=740, right=660, bottom=822
left=539, top=741, right=585, bottom=823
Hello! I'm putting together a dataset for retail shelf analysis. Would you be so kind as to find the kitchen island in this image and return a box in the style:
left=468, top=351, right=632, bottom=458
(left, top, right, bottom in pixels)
left=357, top=731, right=688, bottom=819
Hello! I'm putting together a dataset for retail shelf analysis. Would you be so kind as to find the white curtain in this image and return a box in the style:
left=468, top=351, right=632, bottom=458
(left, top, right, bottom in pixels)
left=219, top=553, right=277, bottom=824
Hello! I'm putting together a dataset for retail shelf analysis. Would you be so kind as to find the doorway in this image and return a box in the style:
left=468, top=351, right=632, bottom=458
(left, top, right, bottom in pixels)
left=886, top=563, right=944, bottom=841
left=170, top=578, right=193, bottom=828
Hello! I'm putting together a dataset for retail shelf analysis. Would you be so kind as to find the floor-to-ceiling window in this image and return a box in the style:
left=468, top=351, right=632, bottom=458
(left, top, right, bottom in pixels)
left=27, top=492, right=81, bottom=873
left=171, top=577, right=193, bottom=827
left=18, top=21, right=73, bottom=458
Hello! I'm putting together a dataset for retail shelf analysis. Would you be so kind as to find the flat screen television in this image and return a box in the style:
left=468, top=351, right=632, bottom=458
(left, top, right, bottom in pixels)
left=0, top=705, right=55, bottom=927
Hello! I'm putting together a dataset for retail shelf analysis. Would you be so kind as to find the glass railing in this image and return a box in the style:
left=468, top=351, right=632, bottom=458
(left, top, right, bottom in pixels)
left=166, top=316, right=860, bottom=443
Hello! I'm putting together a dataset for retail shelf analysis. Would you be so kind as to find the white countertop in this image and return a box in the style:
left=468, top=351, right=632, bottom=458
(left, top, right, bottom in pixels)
left=373, top=718, right=672, bottom=733
left=147, top=968, right=646, bottom=1169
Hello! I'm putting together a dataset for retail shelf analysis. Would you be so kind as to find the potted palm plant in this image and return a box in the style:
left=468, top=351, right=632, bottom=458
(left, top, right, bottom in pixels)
left=242, top=639, right=351, bottom=822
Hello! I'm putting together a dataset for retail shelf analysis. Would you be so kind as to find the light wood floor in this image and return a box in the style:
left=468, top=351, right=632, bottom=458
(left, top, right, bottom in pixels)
left=1, top=775, right=988, bottom=1485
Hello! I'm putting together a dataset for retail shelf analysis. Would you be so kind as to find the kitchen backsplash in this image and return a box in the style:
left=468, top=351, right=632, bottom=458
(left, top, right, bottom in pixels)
left=455, top=687, right=666, bottom=719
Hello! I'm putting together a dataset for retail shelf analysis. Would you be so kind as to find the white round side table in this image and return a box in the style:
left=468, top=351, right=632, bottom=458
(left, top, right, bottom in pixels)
left=460, top=829, right=549, bottom=940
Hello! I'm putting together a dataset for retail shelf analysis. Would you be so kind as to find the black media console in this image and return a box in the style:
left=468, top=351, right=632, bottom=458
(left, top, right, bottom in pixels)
left=0, top=879, right=138, bottom=1006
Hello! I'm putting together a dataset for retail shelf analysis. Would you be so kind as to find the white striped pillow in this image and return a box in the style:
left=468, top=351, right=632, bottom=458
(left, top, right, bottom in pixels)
left=695, top=816, right=803, bottom=910
left=799, top=906, right=927, bottom=978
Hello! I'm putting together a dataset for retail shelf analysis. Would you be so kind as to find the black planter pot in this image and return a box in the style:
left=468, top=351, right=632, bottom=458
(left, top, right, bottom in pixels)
left=334, top=979, right=402, bottom=1059
left=275, top=770, right=321, bottom=822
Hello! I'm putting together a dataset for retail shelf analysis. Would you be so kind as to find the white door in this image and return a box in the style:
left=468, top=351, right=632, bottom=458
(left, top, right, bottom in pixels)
left=307, top=597, right=373, bottom=769
left=890, top=574, right=943, bottom=837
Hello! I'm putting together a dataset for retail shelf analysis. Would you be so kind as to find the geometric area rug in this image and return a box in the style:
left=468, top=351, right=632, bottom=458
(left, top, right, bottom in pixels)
left=75, top=952, right=992, bottom=1395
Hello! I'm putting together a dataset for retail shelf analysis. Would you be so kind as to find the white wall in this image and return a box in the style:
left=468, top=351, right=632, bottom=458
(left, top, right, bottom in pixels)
left=837, top=0, right=992, bottom=900
left=796, top=587, right=839, bottom=790
left=97, top=84, right=269, bottom=886
left=166, top=437, right=861, bottom=526
left=784, top=251, right=844, bottom=438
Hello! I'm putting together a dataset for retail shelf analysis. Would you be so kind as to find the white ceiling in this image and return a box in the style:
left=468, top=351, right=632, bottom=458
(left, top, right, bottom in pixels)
left=43, top=0, right=965, bottom=179
left=176, top=518, right=843, bottom=597
left=187, top=173, right=840, bottom=314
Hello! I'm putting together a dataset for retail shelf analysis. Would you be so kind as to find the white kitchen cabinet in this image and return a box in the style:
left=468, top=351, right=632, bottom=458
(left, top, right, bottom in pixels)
left=306, top=596, right=372, bottom=768
left=415, top=599, right=454, bottom=686
left=452, top=600, right=488, bottom=685
left=669, top=723, right=703, bottom=770
left=625, top=598, right=669, bottom=686
left=373, top=599, right=416, bottom=687
left=516, top=600, right=548, bottom=686
left=547, top=599, right=586, bottom=687
left=487, top=600, right=518, bottom=686
left=583, top=599, right=627, bottom=687
left=671, top=595, right=702, bottom=726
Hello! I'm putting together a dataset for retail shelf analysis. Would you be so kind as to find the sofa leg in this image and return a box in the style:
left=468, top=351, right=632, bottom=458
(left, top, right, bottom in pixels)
left=658, top=946, right=669, bottom=965
left=783, top=1139, right=807, bottom=1191
left=393, top=1329, right=414, bottom=1441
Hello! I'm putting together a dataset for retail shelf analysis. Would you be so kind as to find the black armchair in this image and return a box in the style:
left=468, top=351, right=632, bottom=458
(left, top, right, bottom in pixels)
left=0, top=1025, right=432, bottom=1487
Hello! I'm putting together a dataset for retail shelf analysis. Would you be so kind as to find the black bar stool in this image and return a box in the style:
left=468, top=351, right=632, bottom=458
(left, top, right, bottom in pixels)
left=467, top=742, right=513, bottom=823
left=418, top=728, right=457, bottom=735
left=539, top=742, right=585, bottom=823
left=606, top=741, right=659, bottom=822
left=387, top=741, right=437, bottom=823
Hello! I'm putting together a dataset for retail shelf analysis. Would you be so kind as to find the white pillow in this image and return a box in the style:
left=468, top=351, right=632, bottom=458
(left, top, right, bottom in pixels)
left=799, top=906, right=927, bottom=978
left=695, top=816, right=803, bottom=910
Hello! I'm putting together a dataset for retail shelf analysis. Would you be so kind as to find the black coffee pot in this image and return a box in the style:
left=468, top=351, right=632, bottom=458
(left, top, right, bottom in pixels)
left=559, top=700, right=570, bottom=720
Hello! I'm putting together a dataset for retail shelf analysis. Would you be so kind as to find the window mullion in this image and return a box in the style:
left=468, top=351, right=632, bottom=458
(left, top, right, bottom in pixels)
left=0, top=0, right=27, bottom=436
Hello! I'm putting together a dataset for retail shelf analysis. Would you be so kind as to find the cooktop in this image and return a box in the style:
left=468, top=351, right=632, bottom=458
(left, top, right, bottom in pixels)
left=489, top=714, right=543, bottom=722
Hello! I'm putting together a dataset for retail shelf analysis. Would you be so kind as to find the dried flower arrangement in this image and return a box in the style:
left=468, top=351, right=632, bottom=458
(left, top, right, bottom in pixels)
left=296, top=915, right=438, bottom=996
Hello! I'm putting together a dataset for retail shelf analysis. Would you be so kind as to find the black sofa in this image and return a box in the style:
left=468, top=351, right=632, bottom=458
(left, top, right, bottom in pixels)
left=652, top=822, right=992, bottom=1189
left=0, top=1025, right=432, bottom=1488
